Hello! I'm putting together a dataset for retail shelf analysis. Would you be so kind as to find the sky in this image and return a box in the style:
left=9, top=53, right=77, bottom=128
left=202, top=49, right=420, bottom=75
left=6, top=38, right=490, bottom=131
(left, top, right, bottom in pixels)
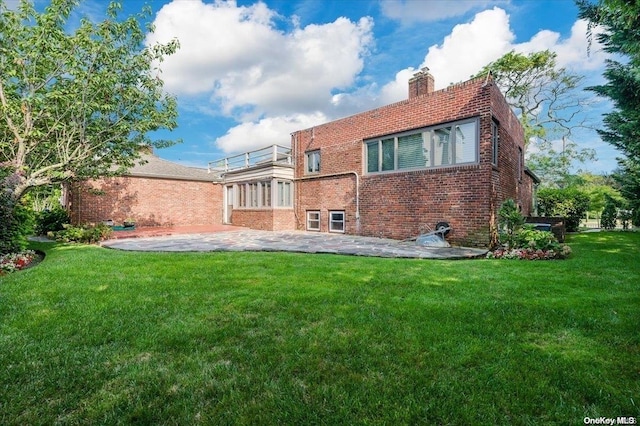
left=9, top=0, right=620, bottom=173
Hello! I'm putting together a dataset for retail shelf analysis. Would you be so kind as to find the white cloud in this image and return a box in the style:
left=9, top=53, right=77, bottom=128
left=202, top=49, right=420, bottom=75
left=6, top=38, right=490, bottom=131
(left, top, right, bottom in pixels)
left=148, top=0, right=373, bottom=154
left=515, top=19, right=607, bottom=71
left=378, top=68, right=418, bottom=104
left=380, top=0, right=506, bottom=23
left=215, top=113, right=327, bottom=153
left=148, top=0, right=373, bottom=118
left=419, top=7, right=515, bottom=89
left=409, top=8, right=607, bottom=91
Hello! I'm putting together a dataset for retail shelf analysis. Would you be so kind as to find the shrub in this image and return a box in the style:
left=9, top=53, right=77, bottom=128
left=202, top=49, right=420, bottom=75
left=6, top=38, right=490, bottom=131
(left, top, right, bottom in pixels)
left=498, top=199, right=525, bottom=249
left=601, top=195, right=618, bottom=230
left=35, top=208, right=70, bottom=235
left=51, top=223, right=112, bottom=244
left=0, top=166, right=34, bottom=255
left=513, top=227, right=562, bottom=251
left=537, top=187, right=590, bottom=232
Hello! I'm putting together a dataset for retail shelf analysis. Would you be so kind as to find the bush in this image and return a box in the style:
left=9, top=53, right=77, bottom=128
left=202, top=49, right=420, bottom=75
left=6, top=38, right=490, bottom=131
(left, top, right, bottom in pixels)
left=35, top=208, right=70, bottom=235
left=601, top=195, right=618, bottom=230
left=513, top=227, right=562, bottom=251
left=498, top=199, right=525, bottom=249
left=50, top=223, right=112, bottom=244
left=0, top=166, right=34, bottom=255
left=537, top=187, right=590, bottom=232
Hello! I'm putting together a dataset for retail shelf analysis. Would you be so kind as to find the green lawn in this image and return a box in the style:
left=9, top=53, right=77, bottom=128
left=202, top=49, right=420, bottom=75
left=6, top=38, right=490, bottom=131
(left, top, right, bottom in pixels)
left=1, top=232, right=638, bottom=425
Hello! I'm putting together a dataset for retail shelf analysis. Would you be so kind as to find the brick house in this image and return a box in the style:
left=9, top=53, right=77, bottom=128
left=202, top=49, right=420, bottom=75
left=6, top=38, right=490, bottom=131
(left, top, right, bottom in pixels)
left=67, top=154, right=223, bottom=227
left=291, top=70, right=537, bottom=247
left=69, top=70, right=537, bottom=247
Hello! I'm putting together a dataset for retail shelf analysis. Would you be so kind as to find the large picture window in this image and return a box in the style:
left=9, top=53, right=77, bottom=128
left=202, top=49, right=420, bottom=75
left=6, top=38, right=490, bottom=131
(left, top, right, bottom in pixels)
left=365, top=118, right=478, bottom=173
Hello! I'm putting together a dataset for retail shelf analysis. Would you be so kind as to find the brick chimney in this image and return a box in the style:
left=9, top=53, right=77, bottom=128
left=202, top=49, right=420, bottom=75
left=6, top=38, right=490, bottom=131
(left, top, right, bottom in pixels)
left=408, top=67, right=434, bottom=99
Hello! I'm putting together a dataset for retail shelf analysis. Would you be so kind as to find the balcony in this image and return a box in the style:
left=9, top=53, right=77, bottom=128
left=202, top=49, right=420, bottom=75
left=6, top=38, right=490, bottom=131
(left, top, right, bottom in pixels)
left=208, top=145, right=292, bottom=173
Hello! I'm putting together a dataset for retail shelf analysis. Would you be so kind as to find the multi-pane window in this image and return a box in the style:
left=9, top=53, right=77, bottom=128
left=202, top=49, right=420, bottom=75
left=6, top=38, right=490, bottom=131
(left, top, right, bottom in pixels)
left=277, top=181, right=292, bottom=207
left=238, top=184, right=247, bottom=207
left=306, top=150, right=320, bottom=174
left=492, top=119, right=499, bottom=166
left=262, top=181, right=271, bottom=207
left=366, top=118, right=478, bottom=173
left=307, top=211, right=320, bottom=231
left=248, top=183, right=259, bottom=207
left=236, top=181, right=272, bottom=208
left=329, top=211, right=345, bottom=233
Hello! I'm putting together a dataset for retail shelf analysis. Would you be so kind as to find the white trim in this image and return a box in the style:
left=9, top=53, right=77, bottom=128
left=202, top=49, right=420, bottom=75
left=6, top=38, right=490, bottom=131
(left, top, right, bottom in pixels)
left=329, top=210, right=345, bottom=233
left=306, top=210, right=321, bottom=231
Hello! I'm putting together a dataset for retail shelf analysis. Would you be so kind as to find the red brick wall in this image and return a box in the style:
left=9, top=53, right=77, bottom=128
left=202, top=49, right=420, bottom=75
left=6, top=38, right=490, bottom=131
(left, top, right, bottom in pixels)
left=68, top=176, right=223, bottom=227
left=292, top=77, right=528, bottom=247
left=231, top=208, right=295, bottom=231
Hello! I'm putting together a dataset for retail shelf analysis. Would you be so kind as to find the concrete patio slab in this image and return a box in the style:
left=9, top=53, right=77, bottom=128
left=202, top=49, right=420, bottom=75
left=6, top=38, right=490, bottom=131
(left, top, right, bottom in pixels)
left=101, top=230, right=487, bottom=260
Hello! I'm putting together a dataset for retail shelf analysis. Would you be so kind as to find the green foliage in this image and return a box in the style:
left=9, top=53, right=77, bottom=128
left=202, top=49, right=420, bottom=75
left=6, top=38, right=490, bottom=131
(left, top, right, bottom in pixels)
left=618, top=208, right=633, bottom=230
left=497, top=199, right=525, bottom=248
left=513, top=227, right=561, bottom=251
left=473, top=50, right=596, bottom=186
left=537, top=187, right=590, bottom=232
left=0, top=166, right=33, bottom=255
left=50, top=223, right=112, bottom=244
left=601, top=195, right=618, bottom=230
left=2, top=233, right=638, bottom=423
left=0, top=0, right=180, bottom=200
left=578, top=0, right=640, bottom=223
left=35, top=207, right=70, bottom=235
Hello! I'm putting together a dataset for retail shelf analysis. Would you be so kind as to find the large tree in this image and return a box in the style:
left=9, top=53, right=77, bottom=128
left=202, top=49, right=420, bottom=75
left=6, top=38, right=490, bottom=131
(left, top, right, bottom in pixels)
left=474, top=50, right=596, bottom=187
left=577, top=0, right=640, bottom=220
left=0, top=0, right=180, bottom=199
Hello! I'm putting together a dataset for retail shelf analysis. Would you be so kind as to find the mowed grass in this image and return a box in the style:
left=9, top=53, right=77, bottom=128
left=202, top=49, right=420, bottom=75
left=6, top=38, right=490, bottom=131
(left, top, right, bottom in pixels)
left=0, top=232, right=638, bottom=425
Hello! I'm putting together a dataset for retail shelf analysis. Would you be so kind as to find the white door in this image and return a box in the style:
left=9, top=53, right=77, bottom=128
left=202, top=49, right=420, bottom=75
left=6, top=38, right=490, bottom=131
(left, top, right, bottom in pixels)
left=225, top=186, right=233, bottom=224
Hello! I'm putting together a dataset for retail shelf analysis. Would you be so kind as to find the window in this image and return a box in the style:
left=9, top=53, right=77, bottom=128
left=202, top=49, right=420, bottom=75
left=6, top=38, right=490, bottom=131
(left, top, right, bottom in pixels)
left=329, top=211, right=345, bottom=233
left=307, top=211, right=320, bottom=231
left=306, top=150, right=320, bottom=174
left=491, top=119, right=499, bottom=166
left=277, top=181, right=292, bottom=207
left=518, top=146, right=523, bottom=181
left=365, top=118, right=478, bottom=173
left=236, top=181, right=271, bottom=209
left=262, top=181, right=271, bottom=207
left=238, top=184, right=246, bottom=207
left=248, top=183, right=258, bottom=207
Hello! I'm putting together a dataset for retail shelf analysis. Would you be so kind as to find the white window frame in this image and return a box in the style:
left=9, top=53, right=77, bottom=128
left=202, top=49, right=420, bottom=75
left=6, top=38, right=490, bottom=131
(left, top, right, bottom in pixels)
left=305, top=150, right=320, bottom=174
left=277, top=181, right=292, bottom=207
left=329, top=211, right=345, bottom=233
left=492, top=119, right=499, bottom=166
left=306, top=211, right=320, bottom=231
left=365, top=117, right=479, bottom=174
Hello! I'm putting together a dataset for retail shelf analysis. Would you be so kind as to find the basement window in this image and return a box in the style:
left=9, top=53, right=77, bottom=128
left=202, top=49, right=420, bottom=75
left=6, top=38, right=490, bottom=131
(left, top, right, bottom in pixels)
left=329, top=211, right=345, bottom=233
left=307, top=211, right=320, bottom=231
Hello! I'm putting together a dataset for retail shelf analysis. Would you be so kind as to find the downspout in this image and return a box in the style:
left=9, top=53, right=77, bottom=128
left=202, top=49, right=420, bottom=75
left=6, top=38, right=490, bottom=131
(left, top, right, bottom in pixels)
left=295, top=171, right=361, bottom=231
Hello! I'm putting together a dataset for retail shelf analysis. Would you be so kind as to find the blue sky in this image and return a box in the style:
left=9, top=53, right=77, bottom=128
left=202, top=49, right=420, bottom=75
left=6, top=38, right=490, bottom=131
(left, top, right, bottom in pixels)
left=12, top=0, right=620, bottom=173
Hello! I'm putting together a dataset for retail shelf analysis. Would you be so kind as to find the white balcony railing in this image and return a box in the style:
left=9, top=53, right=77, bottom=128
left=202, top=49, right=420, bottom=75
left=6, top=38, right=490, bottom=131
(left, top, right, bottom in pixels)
left=208, top=144, right=292, bottom=173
